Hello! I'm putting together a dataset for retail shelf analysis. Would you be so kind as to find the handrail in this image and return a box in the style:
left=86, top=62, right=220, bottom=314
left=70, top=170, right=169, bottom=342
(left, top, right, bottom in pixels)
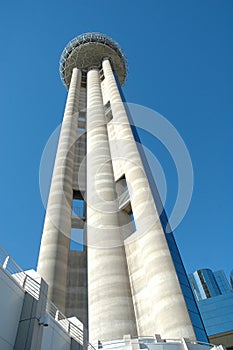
left=46, top=299, right=83, bottom=344
left=97, top=337, right=215, bottom=348
left=0, top=245, right=96, bottom=349
left=0, top=246, right=40, bottom=300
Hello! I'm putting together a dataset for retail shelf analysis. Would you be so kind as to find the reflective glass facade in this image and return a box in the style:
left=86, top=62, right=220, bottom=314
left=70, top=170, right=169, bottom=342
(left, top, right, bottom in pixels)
left=189, top=269, right=221, bottom=301
left=214, top=270, right=231, bottom=295
left=189, top=269, right=232, bottom=302
left=230, top=270, right=233, bottom=290
left=197, top=292, right=233, bottom=336
left=189, top=269, right=233, bottom=338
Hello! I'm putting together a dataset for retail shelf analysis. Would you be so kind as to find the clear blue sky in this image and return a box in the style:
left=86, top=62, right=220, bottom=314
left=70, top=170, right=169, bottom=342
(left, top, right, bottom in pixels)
left=0, top=1, right=232, bottom=279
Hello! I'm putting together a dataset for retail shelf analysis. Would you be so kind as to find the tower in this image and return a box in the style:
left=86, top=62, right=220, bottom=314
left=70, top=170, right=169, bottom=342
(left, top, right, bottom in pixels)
left=37, top=32, right=207, bottom=343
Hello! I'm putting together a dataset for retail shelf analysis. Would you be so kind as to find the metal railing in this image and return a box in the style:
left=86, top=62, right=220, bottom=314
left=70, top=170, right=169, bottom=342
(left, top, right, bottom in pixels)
left=0, top=245, right=96, bottom=349
left=46, top=299, right=83, bottom=344
left=0, top=246, right=40, bottom=300
left=99, top=337, right=216, bottom=348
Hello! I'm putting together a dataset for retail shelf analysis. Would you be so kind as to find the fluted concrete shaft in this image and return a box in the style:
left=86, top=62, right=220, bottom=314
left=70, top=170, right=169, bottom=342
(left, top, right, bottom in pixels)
left=37, top=68, right=81, bottom=312
left=102, top=59, right=196, bottom=340
left=86, top=68, right=137, bottom=342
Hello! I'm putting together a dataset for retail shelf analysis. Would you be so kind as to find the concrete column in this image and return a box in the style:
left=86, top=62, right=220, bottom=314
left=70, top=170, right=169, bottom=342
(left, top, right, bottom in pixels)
left=37, top=68, right=81, bottom=313
left=102, top=59, right=196, bottom=340
left=86, top=68, right=137, bottom=342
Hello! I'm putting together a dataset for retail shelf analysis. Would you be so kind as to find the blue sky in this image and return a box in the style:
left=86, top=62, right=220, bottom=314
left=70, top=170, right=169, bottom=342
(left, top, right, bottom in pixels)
left=0, top=1, right=232, bottom=279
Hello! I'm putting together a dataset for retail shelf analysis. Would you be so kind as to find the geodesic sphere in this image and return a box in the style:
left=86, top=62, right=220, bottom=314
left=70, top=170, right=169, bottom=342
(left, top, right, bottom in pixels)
left=59, top=32, right=127, bottom=89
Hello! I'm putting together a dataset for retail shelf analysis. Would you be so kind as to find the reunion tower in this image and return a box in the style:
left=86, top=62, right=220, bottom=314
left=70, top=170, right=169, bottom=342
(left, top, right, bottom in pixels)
left=37, top=33, right=207, bottom=344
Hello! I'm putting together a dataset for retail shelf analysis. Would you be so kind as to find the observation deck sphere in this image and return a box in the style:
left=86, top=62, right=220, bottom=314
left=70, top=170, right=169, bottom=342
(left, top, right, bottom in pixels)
left=59, top=32, right=127, bottom=88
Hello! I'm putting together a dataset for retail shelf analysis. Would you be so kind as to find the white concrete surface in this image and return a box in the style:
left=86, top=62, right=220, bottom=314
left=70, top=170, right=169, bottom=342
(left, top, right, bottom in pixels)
left=37, top=68, right=82, bottom=313
left=0, top=266, right=24, bottom=350
left=86, top=68, right=137, bottom=342
left=102, top=59, right=196, bottom=340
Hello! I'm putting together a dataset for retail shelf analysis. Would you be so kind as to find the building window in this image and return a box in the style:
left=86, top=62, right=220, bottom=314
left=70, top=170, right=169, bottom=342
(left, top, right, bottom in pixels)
left=104, top=101, right=113, bottom=123
left=197, top=270, right=211, bottom=298
left=116, top=175, right=132, bottom=214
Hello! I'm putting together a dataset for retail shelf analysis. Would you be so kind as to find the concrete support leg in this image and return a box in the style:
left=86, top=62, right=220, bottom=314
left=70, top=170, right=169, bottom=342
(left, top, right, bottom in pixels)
left=102, top=58, right=196, bottom=340
left=37, top=68, right=81, bottom=313
left=86, top=68, right=137, bottom=342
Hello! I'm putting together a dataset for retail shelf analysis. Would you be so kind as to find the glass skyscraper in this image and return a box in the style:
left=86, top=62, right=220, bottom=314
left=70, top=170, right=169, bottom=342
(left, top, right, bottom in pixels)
left=189, top=269, right=231, bottom=301
left=189, top=269, right=233, bottom=349
left=214, top=270, right=232, bottom=295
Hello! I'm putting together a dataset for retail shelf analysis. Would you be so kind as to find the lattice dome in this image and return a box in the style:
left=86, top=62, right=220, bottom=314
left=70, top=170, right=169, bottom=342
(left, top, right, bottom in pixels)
left=59, top=32, right=127, bottom=89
